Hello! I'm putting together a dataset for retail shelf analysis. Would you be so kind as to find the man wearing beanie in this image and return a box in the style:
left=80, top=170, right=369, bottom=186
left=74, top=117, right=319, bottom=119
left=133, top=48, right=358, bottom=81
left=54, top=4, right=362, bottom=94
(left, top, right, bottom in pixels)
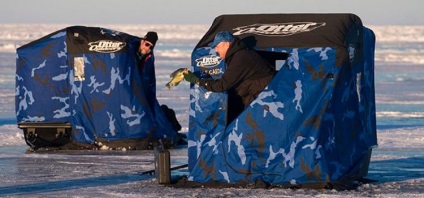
left=137, top=31, right=184, bottom=140
left=137, top=31, right=159, bottom=112
left=139, top=31, right=158, bottom=56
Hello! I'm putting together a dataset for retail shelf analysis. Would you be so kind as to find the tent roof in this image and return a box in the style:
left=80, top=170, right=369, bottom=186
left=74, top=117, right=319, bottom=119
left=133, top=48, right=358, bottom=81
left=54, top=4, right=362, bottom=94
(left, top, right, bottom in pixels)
left=195, top=13, right=363, bottom=49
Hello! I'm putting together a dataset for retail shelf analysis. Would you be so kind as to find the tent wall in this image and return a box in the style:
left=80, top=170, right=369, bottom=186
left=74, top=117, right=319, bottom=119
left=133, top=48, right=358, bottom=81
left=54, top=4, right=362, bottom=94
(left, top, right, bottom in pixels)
left=188, top=14, right=376, bottom=185
left=16, top=30, right=69, bottom=123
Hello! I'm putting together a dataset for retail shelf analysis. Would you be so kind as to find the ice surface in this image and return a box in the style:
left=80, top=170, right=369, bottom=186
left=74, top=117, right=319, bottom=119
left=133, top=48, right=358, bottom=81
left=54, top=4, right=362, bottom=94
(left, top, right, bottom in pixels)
left=0, top=123, right=423, bottom=197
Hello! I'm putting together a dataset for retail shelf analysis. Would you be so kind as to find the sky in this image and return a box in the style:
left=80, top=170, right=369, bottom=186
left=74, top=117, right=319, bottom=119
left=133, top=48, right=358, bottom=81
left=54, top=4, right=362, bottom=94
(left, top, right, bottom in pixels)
left=0, top=0, right=422, bottom=25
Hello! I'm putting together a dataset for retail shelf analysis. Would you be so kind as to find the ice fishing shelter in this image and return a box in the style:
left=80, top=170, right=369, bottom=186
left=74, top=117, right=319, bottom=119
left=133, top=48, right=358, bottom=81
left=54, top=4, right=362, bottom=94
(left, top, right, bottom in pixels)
left=188, top=14, right=377, bottom=188
left=16, top=26, right=178, bottom=149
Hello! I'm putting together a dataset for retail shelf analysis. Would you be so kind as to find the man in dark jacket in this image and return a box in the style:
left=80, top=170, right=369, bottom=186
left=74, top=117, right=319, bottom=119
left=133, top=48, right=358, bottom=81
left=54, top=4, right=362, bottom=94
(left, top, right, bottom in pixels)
left=185, top=31, right=276, bottom=107
left=137, top=31, right=158, bottom=109
left=184, top=31, right=276, bottom=123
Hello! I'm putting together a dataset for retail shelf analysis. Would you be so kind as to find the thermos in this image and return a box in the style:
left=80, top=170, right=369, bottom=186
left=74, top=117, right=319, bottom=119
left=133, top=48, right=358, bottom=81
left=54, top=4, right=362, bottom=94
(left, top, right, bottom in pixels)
left=154, top=146, right=171, bottom=184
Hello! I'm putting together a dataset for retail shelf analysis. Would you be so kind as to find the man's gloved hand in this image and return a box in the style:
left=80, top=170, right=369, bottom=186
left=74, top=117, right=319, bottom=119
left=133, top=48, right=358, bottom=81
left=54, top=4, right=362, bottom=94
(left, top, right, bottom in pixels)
left=184, top=72, right=199, bottom=85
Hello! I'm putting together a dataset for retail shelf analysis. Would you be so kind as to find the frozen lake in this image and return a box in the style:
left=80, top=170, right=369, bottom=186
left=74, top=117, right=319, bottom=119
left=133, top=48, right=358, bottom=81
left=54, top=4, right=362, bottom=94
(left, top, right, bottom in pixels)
left=0, top=24, right=423, bottom=197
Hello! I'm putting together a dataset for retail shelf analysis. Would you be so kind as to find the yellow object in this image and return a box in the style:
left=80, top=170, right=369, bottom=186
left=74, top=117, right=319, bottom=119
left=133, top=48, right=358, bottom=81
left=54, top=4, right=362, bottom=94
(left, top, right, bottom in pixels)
left=165, top=68, right=189, bottom=89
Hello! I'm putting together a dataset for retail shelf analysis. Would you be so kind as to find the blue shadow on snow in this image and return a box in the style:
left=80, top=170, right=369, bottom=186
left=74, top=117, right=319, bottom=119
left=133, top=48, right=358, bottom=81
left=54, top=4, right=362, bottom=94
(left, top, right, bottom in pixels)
left=0, top=173, right=151, bottom=196
left=367, top=157, right=424, bottom=183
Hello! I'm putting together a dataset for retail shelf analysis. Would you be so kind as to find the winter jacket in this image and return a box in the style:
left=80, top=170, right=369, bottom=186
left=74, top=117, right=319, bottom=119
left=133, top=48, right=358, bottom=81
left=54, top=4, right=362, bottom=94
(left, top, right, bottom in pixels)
left=138, top=51, right=156, bottom=109
left=199, top=37, right=276, bottom=106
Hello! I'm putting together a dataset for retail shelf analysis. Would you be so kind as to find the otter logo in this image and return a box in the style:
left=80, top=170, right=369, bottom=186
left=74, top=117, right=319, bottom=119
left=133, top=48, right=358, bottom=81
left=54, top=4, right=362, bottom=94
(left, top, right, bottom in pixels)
left=88, top=40, right=126, bottom=53
left=195, top=55, right=222, bottom=69
left=233, top=22, right=326, bottom=36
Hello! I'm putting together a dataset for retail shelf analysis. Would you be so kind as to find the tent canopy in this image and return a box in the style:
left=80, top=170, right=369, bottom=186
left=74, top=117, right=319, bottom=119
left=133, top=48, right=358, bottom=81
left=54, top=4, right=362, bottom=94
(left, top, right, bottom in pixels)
left=16, top=26, right=178, bottom=149
left=187, top=13, right=376, bottom=187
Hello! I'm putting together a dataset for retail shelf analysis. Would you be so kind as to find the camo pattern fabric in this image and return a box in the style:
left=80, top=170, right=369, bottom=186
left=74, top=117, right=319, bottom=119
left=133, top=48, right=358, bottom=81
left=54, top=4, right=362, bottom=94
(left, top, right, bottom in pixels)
left=16, top=26, right=177, bottom=146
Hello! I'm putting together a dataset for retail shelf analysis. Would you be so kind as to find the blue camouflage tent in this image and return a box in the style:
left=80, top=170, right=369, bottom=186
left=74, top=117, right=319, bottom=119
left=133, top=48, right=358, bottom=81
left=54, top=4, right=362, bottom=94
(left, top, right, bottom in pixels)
left=187, top=14, right=377, bottom=187
left=16, top=26, right=178, bottom=149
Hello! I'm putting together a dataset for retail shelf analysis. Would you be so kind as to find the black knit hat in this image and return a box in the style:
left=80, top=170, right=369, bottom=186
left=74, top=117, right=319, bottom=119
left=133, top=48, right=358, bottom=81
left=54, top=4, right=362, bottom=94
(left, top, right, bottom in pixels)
left=143, top=31, right=158, bottom=47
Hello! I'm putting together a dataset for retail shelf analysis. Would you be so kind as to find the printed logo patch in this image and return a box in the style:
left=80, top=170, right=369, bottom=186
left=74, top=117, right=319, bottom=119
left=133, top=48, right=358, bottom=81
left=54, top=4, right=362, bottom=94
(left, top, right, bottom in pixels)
left=195, top=55, right=224, bottom=76
left=233, top=22, right=326, bottom=36
left=195, top=55, right=222, bottom=68
left=88, top=40, right=126, bottom=53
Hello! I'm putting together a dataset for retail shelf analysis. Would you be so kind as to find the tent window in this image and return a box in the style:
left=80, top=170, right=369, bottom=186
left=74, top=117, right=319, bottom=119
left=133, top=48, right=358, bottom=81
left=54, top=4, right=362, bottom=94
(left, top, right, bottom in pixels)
left=74, top=57, right=85, bottom=81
